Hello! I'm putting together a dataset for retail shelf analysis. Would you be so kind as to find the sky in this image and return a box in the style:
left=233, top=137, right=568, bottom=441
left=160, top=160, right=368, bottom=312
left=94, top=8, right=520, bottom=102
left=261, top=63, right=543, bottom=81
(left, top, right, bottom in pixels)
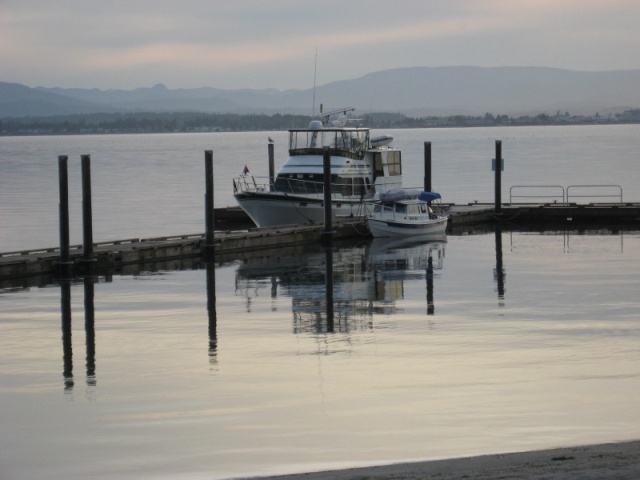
left=1, top=0, right=639, bottom=91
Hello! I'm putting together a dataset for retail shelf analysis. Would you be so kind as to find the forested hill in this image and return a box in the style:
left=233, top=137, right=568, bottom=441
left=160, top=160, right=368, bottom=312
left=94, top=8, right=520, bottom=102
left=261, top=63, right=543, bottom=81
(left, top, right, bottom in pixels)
left=2, top=109, right=639, bottom=136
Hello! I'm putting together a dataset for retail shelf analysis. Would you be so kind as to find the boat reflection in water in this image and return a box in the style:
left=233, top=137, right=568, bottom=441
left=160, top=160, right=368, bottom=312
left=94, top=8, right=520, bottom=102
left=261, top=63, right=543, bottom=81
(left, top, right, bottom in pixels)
left=235, top=234, right=446, bottom=335
left=369, top=233, right=446, bottom=317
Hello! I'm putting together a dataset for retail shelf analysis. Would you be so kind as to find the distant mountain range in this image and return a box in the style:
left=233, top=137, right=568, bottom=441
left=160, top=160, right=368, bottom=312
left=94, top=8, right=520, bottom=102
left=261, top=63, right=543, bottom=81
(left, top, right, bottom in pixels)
left=2, top=66, right=639, bottom=118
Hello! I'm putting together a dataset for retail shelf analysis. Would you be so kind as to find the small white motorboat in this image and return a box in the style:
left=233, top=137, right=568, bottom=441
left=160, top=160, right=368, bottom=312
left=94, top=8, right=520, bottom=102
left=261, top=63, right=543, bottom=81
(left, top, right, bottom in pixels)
left=367, top=189, right=448, bottom=237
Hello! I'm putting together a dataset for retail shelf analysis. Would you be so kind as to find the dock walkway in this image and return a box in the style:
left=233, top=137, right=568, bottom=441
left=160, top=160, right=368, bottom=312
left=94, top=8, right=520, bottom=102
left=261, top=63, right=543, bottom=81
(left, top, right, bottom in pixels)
left=0, top=218, right=369, bottom=280
left=2, top=203, right=639, bottom=281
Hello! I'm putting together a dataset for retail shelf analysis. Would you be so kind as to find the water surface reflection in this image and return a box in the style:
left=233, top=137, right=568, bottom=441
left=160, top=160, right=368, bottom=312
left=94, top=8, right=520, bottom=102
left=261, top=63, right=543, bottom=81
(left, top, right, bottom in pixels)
left=235, top=235, right=446, bottom=335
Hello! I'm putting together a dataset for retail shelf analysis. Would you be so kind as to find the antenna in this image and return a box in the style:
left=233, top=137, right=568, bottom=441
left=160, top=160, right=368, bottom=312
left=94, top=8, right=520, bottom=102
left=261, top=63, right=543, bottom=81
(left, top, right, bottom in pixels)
left=321, top=106, right=355, bottom=125
left=311, top=47, right=318, bottom=118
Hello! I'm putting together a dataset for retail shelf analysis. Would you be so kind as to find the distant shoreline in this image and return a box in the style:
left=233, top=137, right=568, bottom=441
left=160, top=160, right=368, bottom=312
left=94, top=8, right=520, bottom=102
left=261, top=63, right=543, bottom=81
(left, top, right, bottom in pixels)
left=1, top=110, right=639, bottom=136
left=248, top=440, right=640, bottom=480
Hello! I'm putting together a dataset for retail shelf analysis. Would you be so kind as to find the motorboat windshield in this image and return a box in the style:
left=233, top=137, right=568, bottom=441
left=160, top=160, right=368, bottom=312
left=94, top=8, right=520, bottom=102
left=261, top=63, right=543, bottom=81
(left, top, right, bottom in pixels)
left=289, top=127, right=369, bottom=160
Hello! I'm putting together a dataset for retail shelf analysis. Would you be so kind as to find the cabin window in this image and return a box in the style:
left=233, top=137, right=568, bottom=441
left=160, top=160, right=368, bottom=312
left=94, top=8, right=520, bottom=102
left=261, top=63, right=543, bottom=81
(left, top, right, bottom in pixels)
left=341, top=177, right=352, bottom=197
left=408, top=204, right=428, bottom=214
left=310, top=131, right=319, bottom=148
left=373, top=204, right=382, bottom=213
left=395, top=204, right=407, bottom=214
left=385, top=151, right=402, bottom=176
left=274, top=174, right=323, bottom=194
left=374, top=153, right=384, bottom=176
left=333, top=131, right=346, bottom=150
left=342, top=180, right=351, bottom=197
left=289, top=129, right=368, bottom=159
left=274, top=176, right=289, bottom=192
left=354, top=177, right=366, bottom=196
left=329, top=176, right=352, bottom=197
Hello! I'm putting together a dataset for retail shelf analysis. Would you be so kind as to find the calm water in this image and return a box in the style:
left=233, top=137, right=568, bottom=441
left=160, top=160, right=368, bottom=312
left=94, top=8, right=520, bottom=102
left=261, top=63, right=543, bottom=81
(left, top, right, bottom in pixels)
left=2, top=231, right=640, bottom=479
left=1, top=125, right=639, bottom=251
left=1, top=126, right=640, bottom=479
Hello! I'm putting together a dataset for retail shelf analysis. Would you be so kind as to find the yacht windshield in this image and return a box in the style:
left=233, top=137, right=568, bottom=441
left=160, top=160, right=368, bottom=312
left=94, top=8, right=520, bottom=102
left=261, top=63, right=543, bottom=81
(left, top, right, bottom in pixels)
left=289, top=129, right=369, bottom=159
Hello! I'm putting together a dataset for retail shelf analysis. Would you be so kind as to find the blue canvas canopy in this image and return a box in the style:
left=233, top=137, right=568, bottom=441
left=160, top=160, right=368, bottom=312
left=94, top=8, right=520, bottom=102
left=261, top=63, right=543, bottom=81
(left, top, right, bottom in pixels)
left=378, top=189, right=421, bottom=202
left=418, top=191, right=442, bottom=202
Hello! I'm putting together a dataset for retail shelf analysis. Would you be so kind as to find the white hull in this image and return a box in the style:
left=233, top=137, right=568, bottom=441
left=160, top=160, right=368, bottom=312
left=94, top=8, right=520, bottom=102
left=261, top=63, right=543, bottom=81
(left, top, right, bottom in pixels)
left=235, top=192, right=368, bottom=227
left=367, top=215, right=448, bottom=237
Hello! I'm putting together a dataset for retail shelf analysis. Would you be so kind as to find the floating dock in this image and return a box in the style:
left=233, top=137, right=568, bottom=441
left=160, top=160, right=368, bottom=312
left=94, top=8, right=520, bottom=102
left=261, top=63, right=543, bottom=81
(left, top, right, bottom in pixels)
left=1, top=203, right=639, bottom=282
left=0, top=217, right=368, bottom=281
left=447, top=201, right=640, bottom=226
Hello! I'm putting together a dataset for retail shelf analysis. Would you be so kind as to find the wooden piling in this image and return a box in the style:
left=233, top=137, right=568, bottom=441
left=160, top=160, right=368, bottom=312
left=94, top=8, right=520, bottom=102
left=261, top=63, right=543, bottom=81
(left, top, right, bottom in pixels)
left=81, top=155, right=94, bottom=263
left=321, top=146, right=334, bottom=238
left=204, top=150, right=215, bottom=251
left=58, top=156, right=72, bottom=270
left=268, top=143, right=275, bottom=187
left=424, top=142, right=432, bottom=193
left=494, top=140, right=503, bottom=214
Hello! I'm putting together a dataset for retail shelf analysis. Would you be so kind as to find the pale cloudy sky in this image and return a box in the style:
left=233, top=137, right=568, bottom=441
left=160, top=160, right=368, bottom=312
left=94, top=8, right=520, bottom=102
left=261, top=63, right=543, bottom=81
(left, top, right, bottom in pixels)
left=1, top=0, right=639, bottom=90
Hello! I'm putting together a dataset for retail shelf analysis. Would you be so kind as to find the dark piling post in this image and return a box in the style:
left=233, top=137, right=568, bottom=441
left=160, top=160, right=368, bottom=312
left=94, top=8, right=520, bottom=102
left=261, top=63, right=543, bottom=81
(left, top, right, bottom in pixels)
left=58, top=156, right=72, bottom=271
left=268, top=142, right=275, bottom=188
left=424, top=142, right=432, bottom=193
left=494, top=140, right=502, bottom=214
left=204, top=150, right=215, bottom=253
left=321, top=146, right=334, bottom=238
left=81, top=155, right=94, bottom=263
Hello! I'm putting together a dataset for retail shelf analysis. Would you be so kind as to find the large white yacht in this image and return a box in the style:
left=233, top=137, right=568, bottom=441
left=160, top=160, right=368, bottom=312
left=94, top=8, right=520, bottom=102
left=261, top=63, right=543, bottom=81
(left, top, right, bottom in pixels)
left=233, top=108, right=403, bottom=228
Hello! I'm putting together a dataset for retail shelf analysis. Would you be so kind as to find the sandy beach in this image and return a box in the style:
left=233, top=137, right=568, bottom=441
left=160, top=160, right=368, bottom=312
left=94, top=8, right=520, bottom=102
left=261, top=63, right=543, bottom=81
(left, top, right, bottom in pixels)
left=250, top=440, right=640, bottom=480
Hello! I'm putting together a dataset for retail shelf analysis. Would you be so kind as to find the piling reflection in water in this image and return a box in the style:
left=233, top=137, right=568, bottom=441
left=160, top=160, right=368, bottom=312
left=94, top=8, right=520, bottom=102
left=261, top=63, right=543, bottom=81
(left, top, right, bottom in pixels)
left=83, top=274, right=96, bottom=387
left=494, top=225, right=506, bottom=304
left=59, top=273, right=99, bottom=393
left=206, top=260, right=217, bottom=364
left=235, top=235, right=446, bottom=335
left=324, top=245, right=334, bottom=333
left=60, top=278, right=73, bottom=392
left=426, top=253, right=434, bottom=315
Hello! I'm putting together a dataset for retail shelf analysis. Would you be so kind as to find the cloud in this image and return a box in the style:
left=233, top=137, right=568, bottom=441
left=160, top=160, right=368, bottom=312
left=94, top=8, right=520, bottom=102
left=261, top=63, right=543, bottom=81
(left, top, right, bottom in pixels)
left=1, top=0, right=639, bottom=89
left=85, top=42, right=301, bottom=71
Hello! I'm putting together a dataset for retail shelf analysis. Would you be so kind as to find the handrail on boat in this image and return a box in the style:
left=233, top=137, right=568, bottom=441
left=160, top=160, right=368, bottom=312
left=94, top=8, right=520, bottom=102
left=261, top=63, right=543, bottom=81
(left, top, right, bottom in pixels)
left=233, top=175, right=373, bottom=201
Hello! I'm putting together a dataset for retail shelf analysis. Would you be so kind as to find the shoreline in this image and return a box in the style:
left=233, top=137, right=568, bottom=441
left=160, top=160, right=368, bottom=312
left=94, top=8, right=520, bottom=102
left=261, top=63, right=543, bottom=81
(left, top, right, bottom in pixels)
left=248, top=440, right=640, bottom=480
